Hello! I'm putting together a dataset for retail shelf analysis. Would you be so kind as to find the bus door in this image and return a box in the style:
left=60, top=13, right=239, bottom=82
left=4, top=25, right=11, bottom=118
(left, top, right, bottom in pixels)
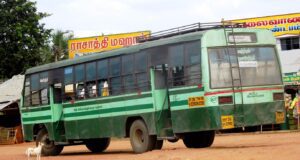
left=150, top=64, right=174, bottom=138
left=50, top=83, right=66, bottom=141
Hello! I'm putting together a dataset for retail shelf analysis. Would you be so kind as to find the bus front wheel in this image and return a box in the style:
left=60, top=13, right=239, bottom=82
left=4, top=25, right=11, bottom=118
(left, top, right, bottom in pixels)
left=183, top=131, right=215, bottom=148
left=129, top=119, right=156, bottom=153
left=85, top=138, right=111, bottom=153
left=36, top=129, right=64, bottom=156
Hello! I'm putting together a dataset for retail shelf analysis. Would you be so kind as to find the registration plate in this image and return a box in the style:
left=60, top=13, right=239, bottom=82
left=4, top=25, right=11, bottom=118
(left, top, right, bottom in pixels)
left=188, top=96, right=204, bottom=107
left=275, top=112, right=285, bottom=124
left=221, top=115, right=234, bottom=129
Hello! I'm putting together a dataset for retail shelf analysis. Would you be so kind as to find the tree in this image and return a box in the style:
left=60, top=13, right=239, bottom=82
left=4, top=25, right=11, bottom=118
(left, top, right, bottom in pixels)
left=41, top=30, right=74, bottom=63
left=51, top=30, right=73, bottom=62
left=0, top=0, right=51, bottom=79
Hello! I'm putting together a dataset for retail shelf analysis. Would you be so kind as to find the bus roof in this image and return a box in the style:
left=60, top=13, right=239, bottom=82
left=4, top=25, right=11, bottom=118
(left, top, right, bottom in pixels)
left=25, top=30, right=207, bottom=75
left=25, top=27, right=272, bottom=75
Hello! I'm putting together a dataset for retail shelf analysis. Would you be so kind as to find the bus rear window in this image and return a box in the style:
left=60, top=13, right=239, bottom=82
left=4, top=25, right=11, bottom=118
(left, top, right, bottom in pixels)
left=208, top=46, right=282, bottom=88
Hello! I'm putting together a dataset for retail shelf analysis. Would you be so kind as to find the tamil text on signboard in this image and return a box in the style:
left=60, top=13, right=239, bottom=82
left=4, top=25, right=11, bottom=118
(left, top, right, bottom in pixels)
left=227, top=13, right=300, bottom=37
left=68, top=31, right=150, bottom=59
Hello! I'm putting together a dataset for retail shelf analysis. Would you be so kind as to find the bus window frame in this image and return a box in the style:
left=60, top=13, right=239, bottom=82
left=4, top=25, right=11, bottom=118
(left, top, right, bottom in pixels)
left=207, top=45, right=283, bottom=90
left=39, top=71, right=49, bottom=105
left=30, top=73, right=41, bottom=107
left=63, top=66, right=75, bottom=102
left=134, top=51, right=149, bottom=92
left=122, top=54, right=135, bottom=94
left=23, top=75, right=31, bottom=107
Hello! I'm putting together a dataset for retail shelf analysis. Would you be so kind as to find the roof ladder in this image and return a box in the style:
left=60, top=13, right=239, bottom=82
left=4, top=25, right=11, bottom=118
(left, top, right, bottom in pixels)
left=222, top=21, right=245, bottom=128
left=137, top=22, right=244, bottom=43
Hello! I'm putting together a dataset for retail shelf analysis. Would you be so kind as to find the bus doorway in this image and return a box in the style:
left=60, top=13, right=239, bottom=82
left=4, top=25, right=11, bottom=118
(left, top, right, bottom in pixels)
left=150, top=65, right=174, bottom=139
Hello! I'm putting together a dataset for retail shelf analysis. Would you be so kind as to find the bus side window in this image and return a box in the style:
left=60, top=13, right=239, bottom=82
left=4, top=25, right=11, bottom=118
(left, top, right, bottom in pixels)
left=136, top=73, right=148, bottom=92
left=76, top=83, right=85, bottom=99
left=149, top=46, right=168, bottom=66
left=49, top=68, right=63, bottom=103
left=75, top=64, right=85, bottom=100
left=97, top=59, right=109, bottom=97
left=134, top=51, right=149, bottom=92
left=64, top=66, right=75, bottom=101
left=122, top=54, right=135, bottom=94
left=24, top=76, right=31, bottom=107
left=185, top=41, right=201, bottom=85
left=40, top=72, right=49, bottom=105
left=109, top=57, right=122, bottom=95
left=169, top=44, right=185, bottom=87
left=30, top=74, right=40, bottom=106
left=97, top=80, right=109, bottom=96
left=53, top=83, right=62, bottom=103
left=110, top=77, right=121, bottom=95
left=86, top=62, right=97, bottom=98
left=86, top=82, right=97, bottom=98
left=64, top=84, right=74, bottom=101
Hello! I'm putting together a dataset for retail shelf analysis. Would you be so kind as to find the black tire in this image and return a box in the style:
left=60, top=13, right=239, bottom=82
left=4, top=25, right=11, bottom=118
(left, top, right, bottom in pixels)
left=36, top=129, right=64, bottom=156
left=183, top=134, right=194, bottom=148
left=203, top=131, right=215, bottom=147
left=153, top=140, right=163, bottom=150
left=167, top=138, right=179, bottom=143
left=85, top=138, right=111, bottom=153
left=183, top=131, right=215, bottom=148
left=129, top=119, right=156, bottom=153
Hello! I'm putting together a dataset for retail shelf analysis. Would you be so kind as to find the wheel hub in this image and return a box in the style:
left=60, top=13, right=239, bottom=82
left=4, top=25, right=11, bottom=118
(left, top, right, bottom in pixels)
left=135, top=129, right=144, bottom=143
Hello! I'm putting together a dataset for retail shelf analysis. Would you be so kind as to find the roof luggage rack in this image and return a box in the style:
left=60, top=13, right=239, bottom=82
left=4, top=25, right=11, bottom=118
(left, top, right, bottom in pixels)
left=138, top=22, right=245, bottom=43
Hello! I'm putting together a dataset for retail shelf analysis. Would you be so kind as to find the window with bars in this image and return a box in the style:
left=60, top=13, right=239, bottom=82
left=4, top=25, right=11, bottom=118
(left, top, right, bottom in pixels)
left=280, top=37, right=300, bottom=50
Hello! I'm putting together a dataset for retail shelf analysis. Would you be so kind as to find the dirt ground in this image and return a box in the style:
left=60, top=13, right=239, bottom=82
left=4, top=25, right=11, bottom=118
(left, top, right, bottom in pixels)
left=1, top=131, right=299, bottom=160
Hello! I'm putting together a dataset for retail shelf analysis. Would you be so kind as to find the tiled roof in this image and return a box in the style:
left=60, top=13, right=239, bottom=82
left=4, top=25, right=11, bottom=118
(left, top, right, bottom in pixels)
left=0, top=75, right=24, bottom=110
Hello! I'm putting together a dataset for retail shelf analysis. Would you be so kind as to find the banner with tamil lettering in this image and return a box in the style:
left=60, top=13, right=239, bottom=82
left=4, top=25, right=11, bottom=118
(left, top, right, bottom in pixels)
left=283, top=71, right=300, bottom=85
left=68, top=31, right=150, bottom=59
left=227, top=13, right=300, bottom=37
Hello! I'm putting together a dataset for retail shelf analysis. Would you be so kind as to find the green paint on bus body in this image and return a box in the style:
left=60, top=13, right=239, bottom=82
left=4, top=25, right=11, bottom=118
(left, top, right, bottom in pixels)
left=22, top=100, right=284, bottom=141
left=171, top=101, right=284, bottom=133
left=21, top=28, right=285, bottom=145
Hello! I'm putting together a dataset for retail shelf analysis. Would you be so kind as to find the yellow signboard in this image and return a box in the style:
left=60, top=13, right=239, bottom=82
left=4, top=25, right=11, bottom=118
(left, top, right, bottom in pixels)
left=188, top=96, right=205, bottom=107
left=221, top=115, right=234, bottom=129
left=68, top=31, right=150, bottom=59
left=275, top=112, right=285, bottom=124
left=227, top=13, right=300, bottom=37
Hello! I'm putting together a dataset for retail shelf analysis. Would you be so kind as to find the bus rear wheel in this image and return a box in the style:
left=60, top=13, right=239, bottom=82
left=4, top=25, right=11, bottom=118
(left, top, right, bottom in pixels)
left=85, top=138, right=110, bottom=153
left=36, top=129, right=64, bottom=156
left=183, top=131, right=215, bottom=148
left=129, top=119, right=156, bottom=153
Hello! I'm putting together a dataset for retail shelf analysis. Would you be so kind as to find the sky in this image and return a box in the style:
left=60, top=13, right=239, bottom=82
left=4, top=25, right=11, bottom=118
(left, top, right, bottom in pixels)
left=35, top=0, right=300, bottom=38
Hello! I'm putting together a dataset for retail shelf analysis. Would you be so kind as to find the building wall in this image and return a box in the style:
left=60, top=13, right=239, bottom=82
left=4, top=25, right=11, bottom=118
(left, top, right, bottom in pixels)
left=276, top=37, right=300, bottom=74
left=227, top=12, right=300, bottom=75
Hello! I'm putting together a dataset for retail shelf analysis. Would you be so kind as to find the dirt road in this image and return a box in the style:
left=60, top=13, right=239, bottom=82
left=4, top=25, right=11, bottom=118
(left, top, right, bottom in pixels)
left=1, top=131, right=299, bottom=160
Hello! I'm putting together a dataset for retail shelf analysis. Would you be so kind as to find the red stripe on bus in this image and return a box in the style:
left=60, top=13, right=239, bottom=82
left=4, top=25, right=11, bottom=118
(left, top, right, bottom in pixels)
left=204, top=87, right=283, bottom=96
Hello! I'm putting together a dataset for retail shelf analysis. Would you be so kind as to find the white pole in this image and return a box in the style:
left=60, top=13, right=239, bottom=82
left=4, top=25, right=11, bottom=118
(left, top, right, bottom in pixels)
left=298, top=92, right=300, bottom=130
left=297, top=113, right=300, bottom=130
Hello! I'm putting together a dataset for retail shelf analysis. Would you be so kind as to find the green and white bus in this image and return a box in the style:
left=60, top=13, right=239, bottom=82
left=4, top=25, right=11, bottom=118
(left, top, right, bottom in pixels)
left=21, top=23, right=285, bottom=156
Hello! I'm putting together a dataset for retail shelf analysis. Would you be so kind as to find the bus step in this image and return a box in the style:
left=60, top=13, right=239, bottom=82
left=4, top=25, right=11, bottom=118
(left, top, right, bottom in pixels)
left=157, top=136, right=178, bottom=140
left=159, top=128, right=174, bottom=137
left=54, top=141, right=70, bottom=145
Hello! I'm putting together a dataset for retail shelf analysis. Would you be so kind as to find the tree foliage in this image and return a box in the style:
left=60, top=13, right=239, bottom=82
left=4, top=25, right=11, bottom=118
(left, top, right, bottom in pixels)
left=0, top=0, right=51, bottom=79
left=43, top=30, right=74, bottom=63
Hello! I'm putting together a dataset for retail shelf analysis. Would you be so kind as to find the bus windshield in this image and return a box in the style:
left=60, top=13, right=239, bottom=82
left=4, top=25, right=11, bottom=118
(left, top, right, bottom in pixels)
left=208, top=46, right=282, bottom=88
